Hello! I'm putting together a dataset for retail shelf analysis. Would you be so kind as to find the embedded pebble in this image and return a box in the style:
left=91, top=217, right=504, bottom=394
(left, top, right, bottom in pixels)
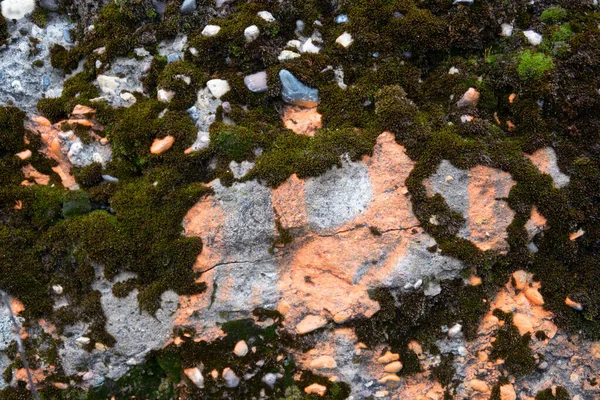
left=278, top=50, right=301, bottom=61
left=157, top=89, right=175, bottom=103
left=296, top=314, right=327, bottom=334
left=52, top=284, right=63, bottom=294
left=565, top=297, right=583, bottom=311
left=301, top=39, right=320, bottom=53
left=180, top=0, right=196, bottom=14
left=1, top=0, right=35, bottom=19
left=456, top=87, right=480, bottom=107
left=523, top=30, right=542, bottom=45
left=184, top=367, right=204, bottom=388
left=470, top=379, right=489, bottom=392
left=150, top=136, right=175, bottom=154
left=244, top=71, right=268, bottom=93
left=305, top=383, right=327, bottom=396
left=16, top=149, right=32, bottom=160
left=525, top=287, right=544, bottom=305
left=257, top=11, right=275, bottom=22
left=222, top=367, right=240, bottom=388
left=206, top=79, right=230, bottom=99
left=279, top=69, right=319, bottom=107
left=335, top=14, right=349, bottom=24
left=501, top=23, right=514, bottom=36
left=234, top=340, right=248, bottom=357
left=384, top=361, right=403, bottom=373
left=262, top=373, right=278, bottom=388
left=448, top=323, right=462, bottom=338
left=202, top=25, right=221, bottom=37
left=378, top=374, right=400, bottom=384
left=310, top=355, right=337, bottom=369
left=377, top=351, right=400, bottom=364
left=244, top=25, right=260, bottom=43
left=335, top=32, right=353, bottom=48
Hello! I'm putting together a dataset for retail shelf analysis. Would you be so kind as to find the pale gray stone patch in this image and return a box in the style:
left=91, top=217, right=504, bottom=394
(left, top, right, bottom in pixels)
left=305, top=158, right=373, bottom=231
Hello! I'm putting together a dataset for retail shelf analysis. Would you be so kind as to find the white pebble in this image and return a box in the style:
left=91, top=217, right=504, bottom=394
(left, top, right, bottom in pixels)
left=301, top=39, right=320, bottom=53
left=448, top=323, right=462, bottom=338
left=501, top=23, right=513, bottom=37
left=449, top=67, right=460, bottom=75
left=52, top=285, right=63, bottom=294
left=234, top=340, right=249, bottom=357
left=257, top=11, right=275, bottom=22
left=202, top=25, right=221, bottom=37
left=278, top=50, right=301, bottom=61
left=244, top=25, right=260, bottom=43
left=157, top=89, right=175, bottom=103
left=335, top=32, right=354, bottom=48
left=523, top=30, right=542, bottom=45
left=206, top=79, right=230, bottom=99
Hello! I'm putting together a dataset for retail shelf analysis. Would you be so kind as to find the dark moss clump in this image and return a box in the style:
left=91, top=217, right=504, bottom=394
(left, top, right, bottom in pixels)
left=156, top=61, right=207, bottom=110
left=0, top=14, right=8, bottom=42
left=489, top=312, right=536, bottom=378
left=353, top=279, right=488, bottom=378
left=540, top=7, right=568, bottom=24
left=432, top=353, right=456, bottom=388
left=535, top=386, right=571, bottom=399
left=50, top=44, right=79, bottom=74
left=74, top=162, right=104, bottom=188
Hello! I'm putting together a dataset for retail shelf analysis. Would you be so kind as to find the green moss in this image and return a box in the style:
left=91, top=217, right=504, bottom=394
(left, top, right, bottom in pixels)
left=517, top=51, right=554, bottom=80
left=31, top=7, right=49, bottom=28
left=156, top=61, right=207, bottom=110
left=490, top=312, right=536, bottom=378
left=535, top=386, right=570, bottom=399
left=432, top=354, right=455, bottom=387
left=0, top=14, right=8, bottom=42
left=540, top=7, right=568, bottom=24
left=74, top=162, right=104, bottom=188
left=50, top=44, right=79, bottom=74
left=0, top=106, right=26, bottom=154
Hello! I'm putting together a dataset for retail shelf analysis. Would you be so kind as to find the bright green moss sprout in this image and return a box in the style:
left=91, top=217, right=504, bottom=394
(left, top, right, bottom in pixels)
left=517, top=51, right=554, bottom=80
left=540, top=6, right=567, bottom=24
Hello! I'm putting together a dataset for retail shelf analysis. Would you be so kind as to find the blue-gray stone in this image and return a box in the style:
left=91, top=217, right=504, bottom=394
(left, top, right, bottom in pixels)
left=335, top=14, right=348, bottom=24
left=42, top=76, right=51, bottom=90
left=180, top=0, right=197, bottom=14
left=167, top=52, right=182, bottom=63
left=152, top=0, right=166, bottom=17
left=279, top=69, right=319, bottom=107
left=40, top=0, right=60, bottom=11
left=63, top=29, right=73, bottom=44
left=372, top=52, right=379, bottom=58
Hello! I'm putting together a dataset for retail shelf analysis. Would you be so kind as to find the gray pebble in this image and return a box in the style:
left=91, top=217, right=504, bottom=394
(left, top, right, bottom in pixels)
left=279, top=69, right=319, bottom=107
left=180, top=0, right=197, bottom=14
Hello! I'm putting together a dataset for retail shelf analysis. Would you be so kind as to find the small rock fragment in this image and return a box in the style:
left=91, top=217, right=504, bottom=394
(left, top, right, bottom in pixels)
left=470, top=379, right=489, bottom=393
left=301, top=39, right=320, bottom=53
left=499, top=384, right=517, bottom=400
left=222, top=368, right=240, bottom=388
left=95, top=343, right=107, bottom=351
left=202, top=25, right=221, bottom=37
left=524, top=287, right=544, bottom=306
left=184, top=367, right=204, bottom=388
left=244, top=71, right=268, bottom=93
left=569, top=229, right=584, bottom=240
left=296, top=315, right=327, bottom=334
left=262, top=373, right=278, bottom=388
left=310, top=356, right=337, bottom=369
left=53, top=382, right=68, bottom=390
left=76, top=337, right=90, bottom=345
left=377, top=351, right=400, bottom=364
left=279, top=69, right=319, bottom=107
left=234, top=340, right=248, bottom=357
left=207, top=79, right=230, bottom=99
left=378, top=374, right=401, bottom=384
left=470, top=275, right=482, bottom=286
left=257, top=11, right=275, bottom=22
left=180, top=0, right=196, bottom=14
left=512, top=270, right=529, bottom=290
left=1, top=0, right=35, bottom=19
left=335, top=14, right=349, bottom=24
left=501, top=23, right=513, bottom=37
left=244, top=25, right=260, bottom=43
left=456, top=87, right=480, bottom=108
left=304, top=383, right=327, bottom=396
left=278, top=50, right=301, bottom=61
left=16, top=149, right=32, bottom=160
left=335, top=32, right=353, bottom=48
left=448, top=323, right=462, bottom=338
left=565, top=297, right=583, bottom=311
left=157, top=89, right=175, bottom=103
left=52, top=285, right=63, bottom=294
left=384, top=361, right=402, bottom=373
left=150, top=136, right=175, bottom=154
left=523, top=30, right=542, bottom=45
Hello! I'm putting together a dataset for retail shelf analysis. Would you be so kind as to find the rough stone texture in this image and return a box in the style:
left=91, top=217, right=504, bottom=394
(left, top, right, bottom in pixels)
left=282, top=105, right=322, bottom=136
left=526, top=147, right=570, bottom=188
left=180, top=133, right=465, bottom=337
left=27, top=108, right=111, bottom=189
left=58, top=269, right=179, bottom=384
left=425, top=160, right=516, bottom=252
left=186, top=87, right=222, bottom=152
left=0, top=14, right=74, bottom=114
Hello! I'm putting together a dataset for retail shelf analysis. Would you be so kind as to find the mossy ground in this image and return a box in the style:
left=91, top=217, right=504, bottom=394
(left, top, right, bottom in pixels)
left=1, top=0, right=600, bottom=397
